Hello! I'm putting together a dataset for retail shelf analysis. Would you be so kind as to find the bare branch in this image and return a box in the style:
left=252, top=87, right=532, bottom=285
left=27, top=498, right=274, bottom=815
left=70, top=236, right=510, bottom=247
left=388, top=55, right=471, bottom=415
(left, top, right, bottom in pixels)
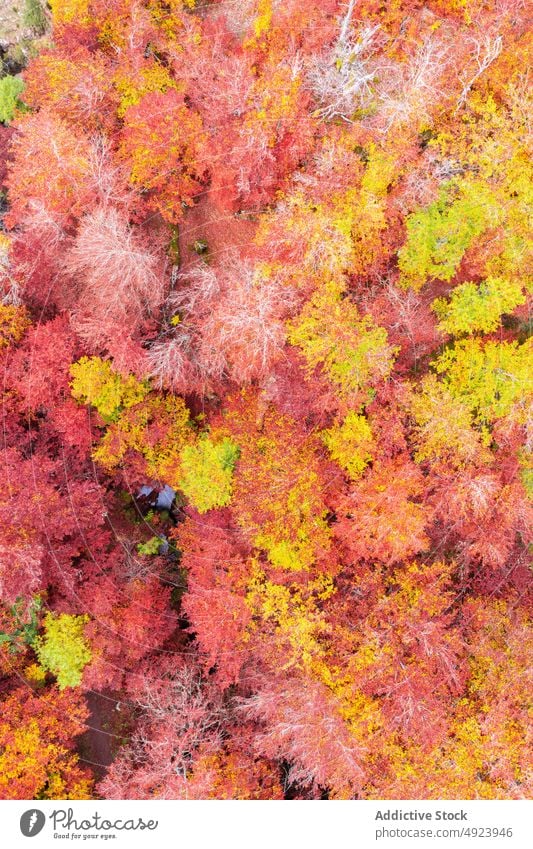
left=455, top=34, right=503, bottom=112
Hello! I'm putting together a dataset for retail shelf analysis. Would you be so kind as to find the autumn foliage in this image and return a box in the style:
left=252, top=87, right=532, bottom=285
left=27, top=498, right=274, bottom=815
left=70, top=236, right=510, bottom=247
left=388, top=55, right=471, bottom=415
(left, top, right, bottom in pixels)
left=0, top=0, right=531, bottom=801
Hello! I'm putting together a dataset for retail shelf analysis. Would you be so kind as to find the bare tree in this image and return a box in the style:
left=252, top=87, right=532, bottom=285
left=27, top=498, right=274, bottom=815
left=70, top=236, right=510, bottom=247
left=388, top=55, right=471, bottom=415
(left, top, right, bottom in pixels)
left=378, top=37, right=451, bottom=131
left=66, top=205, right=166, bottom=348
left=148, top=254, right=295, bottom=392
left=145, top=332, right=198, bottom=394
